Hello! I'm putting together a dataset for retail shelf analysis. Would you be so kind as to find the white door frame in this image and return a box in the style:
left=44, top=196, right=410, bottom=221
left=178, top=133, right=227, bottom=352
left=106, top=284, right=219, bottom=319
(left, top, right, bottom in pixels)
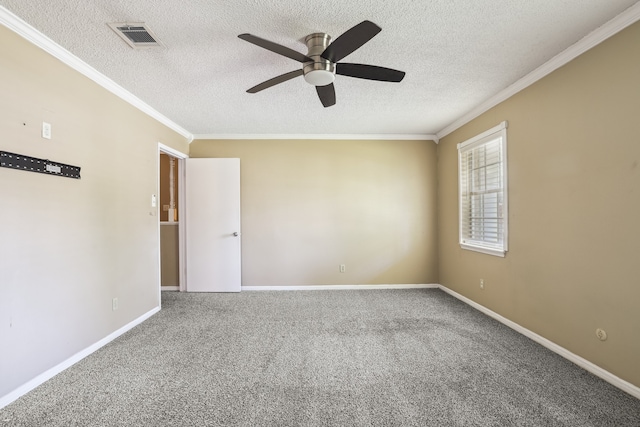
left=158, top=143, right=188, bottom=298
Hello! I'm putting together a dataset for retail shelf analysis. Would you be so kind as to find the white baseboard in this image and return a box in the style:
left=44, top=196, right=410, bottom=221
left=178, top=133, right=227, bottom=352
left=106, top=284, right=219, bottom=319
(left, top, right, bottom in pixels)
left=438, top=285, right=640, bottom=400
left=161, top=286, right=179, bottom=291
left=241, top=284, right=439, bottom=291
left=0, top=306, right=161, bottom=409
left=3, top=284, right=638, bottom=409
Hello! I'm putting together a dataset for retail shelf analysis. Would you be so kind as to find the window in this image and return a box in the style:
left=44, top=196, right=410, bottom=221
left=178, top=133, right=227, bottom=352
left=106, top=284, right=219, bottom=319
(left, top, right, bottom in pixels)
left=458, top=121, right=508, bottom=257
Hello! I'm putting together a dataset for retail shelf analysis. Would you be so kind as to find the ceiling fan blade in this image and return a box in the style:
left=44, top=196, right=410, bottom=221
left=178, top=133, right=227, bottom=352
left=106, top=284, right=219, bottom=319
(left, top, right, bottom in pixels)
left=321, top=21, right=381, bottom=63
left=238, top=34, right=312, bottom=63
left=247, top=70, right=304, bottom=93
left=316, top=84, right=336, bottom=107
left=336, top=63, right=405, bottom=82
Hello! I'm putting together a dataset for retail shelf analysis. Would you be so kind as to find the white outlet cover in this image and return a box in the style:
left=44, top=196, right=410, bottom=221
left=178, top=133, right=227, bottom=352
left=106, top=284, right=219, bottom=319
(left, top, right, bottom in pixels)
left=42, top=122, right=52, bottom=139
left=595, top=328, right=607, bottom=341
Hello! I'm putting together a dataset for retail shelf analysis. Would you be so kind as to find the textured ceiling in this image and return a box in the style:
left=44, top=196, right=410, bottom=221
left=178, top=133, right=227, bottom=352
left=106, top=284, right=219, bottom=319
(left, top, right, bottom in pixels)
left=1, top=0, right=638, bottom=137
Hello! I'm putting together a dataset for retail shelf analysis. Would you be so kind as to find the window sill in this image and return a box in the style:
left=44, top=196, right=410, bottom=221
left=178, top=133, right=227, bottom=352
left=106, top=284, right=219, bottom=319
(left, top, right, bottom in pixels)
left=460, top=243, right=506, bottom=257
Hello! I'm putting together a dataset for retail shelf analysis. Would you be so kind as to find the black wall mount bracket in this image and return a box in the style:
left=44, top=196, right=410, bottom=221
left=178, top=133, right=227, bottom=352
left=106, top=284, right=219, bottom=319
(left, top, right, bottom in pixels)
left=0, top=151, right=81, bottom=179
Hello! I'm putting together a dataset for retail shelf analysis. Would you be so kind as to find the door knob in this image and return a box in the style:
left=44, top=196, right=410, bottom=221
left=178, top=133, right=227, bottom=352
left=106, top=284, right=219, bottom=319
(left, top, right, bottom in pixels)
left=233, top=232, right=240, bottom=237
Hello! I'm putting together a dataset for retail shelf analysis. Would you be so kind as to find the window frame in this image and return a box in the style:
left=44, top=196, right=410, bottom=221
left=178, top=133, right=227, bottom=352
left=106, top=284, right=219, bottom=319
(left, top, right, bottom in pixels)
left=457, top=121, right=508, bottom=257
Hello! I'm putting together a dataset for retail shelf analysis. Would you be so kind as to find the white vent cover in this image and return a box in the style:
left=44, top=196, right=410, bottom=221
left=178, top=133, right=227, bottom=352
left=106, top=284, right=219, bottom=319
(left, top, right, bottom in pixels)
left=108, top=22, right=164, bottom=49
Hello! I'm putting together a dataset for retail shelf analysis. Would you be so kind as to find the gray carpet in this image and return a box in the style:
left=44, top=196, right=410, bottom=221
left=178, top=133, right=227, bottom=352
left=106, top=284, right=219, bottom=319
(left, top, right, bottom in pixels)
left=1, top=289, right=639, bottom=426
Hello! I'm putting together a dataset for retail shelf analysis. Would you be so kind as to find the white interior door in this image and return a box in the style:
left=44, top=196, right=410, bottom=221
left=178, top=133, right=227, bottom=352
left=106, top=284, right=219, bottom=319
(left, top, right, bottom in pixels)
left=185, top=158, right=241, bottom=292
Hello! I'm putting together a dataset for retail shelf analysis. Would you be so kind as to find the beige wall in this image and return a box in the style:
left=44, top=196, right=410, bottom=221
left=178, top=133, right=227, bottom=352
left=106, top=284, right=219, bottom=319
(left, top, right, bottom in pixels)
left=0, top=24, right=189, bottom=398
left=437, top=22, right=640, bottom=387
left=190, top=139, right=438, bottom=286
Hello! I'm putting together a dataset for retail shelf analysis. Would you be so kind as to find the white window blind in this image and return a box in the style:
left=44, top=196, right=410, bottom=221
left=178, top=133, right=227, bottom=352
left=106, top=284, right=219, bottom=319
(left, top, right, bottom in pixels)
left=458, top=122, right=508, bottom=257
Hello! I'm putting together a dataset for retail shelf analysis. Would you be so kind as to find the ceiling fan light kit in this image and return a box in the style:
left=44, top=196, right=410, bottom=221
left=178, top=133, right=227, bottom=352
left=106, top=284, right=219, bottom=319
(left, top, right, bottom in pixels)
left=238, top=20, right=406, bottom=108
left=302, top=33, right=336, bottom=86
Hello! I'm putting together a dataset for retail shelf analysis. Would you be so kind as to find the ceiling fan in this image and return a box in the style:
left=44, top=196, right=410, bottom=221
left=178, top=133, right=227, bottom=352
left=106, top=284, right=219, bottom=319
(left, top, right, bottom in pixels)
left=238, top=20, right=405, bottom=108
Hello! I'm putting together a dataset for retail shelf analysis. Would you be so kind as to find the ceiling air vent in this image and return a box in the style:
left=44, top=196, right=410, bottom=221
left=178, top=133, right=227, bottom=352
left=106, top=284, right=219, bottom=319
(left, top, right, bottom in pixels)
left=108, top=22, right=164, bottom=49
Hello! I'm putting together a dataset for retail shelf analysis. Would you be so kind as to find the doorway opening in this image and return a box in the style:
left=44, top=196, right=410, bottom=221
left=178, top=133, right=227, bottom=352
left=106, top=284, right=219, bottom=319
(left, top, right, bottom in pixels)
left=158, top=143, right=187, bottom=295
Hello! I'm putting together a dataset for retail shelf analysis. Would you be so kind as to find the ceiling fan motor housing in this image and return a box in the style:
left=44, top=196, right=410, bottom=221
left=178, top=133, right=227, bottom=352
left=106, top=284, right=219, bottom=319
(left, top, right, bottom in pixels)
left=303, top=33, right=335, bottom=86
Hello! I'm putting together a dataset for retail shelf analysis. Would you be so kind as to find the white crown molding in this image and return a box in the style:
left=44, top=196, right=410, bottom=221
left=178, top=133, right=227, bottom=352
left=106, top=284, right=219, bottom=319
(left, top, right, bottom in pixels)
left=0, top=6, right=194, bottom=142
left=193, top=134, right=439, bottom=142
left=439, top=285, right=640, bottom=400
left=4, top=2, right=638, bottom=145
left=436, top=2, right=640, bottom=140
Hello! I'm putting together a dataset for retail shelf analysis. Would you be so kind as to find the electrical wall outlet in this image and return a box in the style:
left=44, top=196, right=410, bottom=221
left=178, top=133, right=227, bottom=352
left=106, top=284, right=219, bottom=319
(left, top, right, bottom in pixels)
left=480, top=279, right=485, bottom=289
left=340, top=264, right=346, bottom=273
left=112, top=298, right=118, bottom=311
left=595, top=328, right=607, bottom=341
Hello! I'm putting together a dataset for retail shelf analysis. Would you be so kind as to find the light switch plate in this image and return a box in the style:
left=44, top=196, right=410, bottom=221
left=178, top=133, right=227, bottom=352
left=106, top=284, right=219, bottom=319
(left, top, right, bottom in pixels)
left=42, top=122, right=52, bottom=139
